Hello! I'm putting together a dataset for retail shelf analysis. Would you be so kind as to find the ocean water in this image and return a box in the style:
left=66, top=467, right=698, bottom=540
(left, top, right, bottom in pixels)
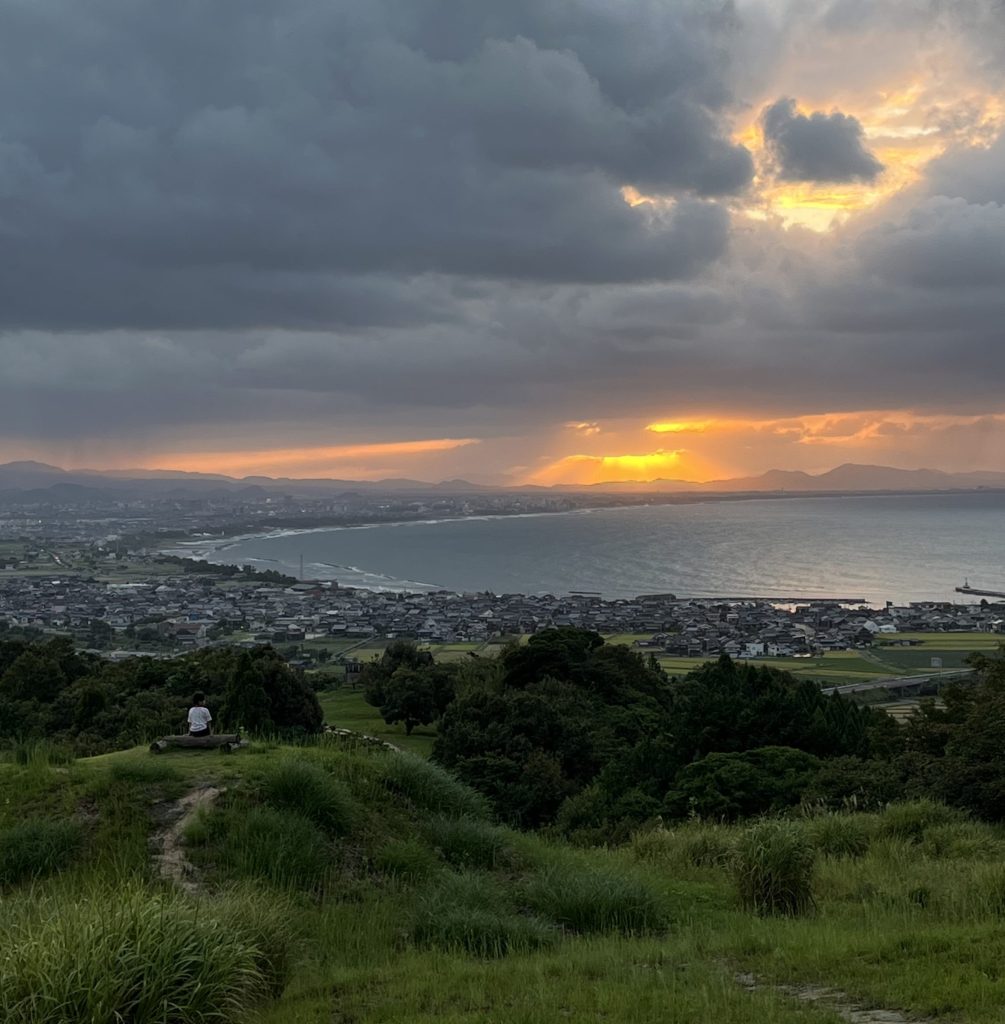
left=188, top=492, right=1005, bottom=604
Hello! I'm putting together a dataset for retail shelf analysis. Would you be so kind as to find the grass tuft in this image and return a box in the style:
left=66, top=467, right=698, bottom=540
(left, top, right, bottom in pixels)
left=0, top=819, right=84, bottom=887
left=374, top=838, right=440, bottom=881
left=413, top=870, right=557, bottom=957
left=263, top=759, right=355, bottom=837
left=521, top=857, right=671, bottom=935
left=879, top=800, right=964, bottom=843
left=734, top=819, right=816, bottom=916
left=383, top=752, right=490, bottom=819
left=918, top=821, right=1002, bottom=860
left=630, top=822, right=736, bottom=871
left=187, top=805, right=331, bottom=891
left=10, top=740, right=75, bottom=768
left=804, top=813, right=874, bottom=859
left=422, top=814, right=522, bottom=870
left=0, top=884, right=294, bottom=1023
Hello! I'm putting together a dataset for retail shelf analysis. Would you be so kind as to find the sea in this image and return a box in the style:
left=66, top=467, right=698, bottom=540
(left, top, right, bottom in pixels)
left=173, top=492, right=1005, bottom=605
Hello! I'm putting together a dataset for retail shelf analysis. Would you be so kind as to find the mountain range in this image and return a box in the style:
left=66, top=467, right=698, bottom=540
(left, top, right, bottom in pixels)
left=1, top=460, right=1004, bottom=500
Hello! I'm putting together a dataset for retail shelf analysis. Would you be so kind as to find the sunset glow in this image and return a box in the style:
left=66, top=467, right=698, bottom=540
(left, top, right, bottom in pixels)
left=143, top=439, right=481, bottom=478
left=1, top=1, right=1003, bottom=489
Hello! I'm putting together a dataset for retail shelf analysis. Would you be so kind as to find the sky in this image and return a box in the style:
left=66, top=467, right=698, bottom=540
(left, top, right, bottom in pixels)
left=1, top=0, right=1004, bottom=485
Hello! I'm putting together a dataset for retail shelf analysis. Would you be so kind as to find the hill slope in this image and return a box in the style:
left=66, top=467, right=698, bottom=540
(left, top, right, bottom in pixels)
left=2, top=740, right=1005, bottom=1022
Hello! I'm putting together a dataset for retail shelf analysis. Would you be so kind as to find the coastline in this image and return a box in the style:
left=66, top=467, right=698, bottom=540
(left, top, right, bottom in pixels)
left=160, top=486, right=996, bottom=566
left=152, top=489, right=1005, bottom=602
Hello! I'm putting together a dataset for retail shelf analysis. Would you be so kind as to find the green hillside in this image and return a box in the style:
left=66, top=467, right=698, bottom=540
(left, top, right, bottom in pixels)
left=5, top=739, right=1005, bottom=1022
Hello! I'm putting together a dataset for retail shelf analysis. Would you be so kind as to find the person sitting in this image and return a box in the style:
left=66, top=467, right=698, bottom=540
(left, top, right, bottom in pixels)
left=187, top=693, right=213, bottom=737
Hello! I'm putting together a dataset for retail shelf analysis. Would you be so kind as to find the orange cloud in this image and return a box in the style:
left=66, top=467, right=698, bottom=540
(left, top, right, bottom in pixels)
left=145, top=438, right=480, bottom=478
left=646, top=420, right=711, bottom=435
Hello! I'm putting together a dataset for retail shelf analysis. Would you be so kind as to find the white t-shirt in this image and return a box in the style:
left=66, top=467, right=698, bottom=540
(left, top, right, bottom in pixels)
left=188, top=706, right=212, bottom=732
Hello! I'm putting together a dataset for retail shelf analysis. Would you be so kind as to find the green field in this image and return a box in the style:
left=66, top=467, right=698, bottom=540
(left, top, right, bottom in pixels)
left=318, top=688, right=436, bottom=757
left=322, top=631, right=1001, bottom=692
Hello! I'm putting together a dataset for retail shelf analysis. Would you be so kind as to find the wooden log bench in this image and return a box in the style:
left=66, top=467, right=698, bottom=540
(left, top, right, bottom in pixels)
left=150, top=733, right=243, bottom=754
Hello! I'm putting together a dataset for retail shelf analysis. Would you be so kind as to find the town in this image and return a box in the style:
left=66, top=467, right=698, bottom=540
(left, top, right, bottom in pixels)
left=2, top=557, right=1002, bottom=662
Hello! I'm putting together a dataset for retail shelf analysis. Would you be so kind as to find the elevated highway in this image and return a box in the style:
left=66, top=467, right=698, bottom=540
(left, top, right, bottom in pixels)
left=821, top=669, right=975, bottom=697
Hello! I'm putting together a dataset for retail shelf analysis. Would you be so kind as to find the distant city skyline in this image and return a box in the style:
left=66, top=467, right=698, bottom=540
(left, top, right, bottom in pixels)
left=2, top=1, right=1004, bottom=484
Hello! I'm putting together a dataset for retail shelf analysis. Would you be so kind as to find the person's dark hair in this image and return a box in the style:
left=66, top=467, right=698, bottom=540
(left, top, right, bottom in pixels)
left=193, top=692, right=205, bottom=705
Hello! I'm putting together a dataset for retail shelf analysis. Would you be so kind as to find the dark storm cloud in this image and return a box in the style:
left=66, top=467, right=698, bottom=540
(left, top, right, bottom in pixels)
left=0, top=0, right=753, bottom=330
left=0, top=0, right=1003, bottom=467
left=760, top=97, right=884, bottom=182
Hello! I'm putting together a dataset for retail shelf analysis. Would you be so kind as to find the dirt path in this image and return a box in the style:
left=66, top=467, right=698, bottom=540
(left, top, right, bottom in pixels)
left=150, top=784, right=224, bottom=893
left=735, top=972, right=930, bottom=1023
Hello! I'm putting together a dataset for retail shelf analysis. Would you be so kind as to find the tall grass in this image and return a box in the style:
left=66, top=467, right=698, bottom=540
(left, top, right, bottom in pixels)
left=10, top=739, right=75, bottom=768
left=521, top=857, right=671, bottom=935
left=374, top=838, right=441, bottom=881
left=804, top=813, right=874, bottom=859
left=0, top=884, right=294, bottom=1023
left=734, top=819, right=816, bottom=916
left=0, top=819, right=83, bottom=887
left=413, top=870, right=557, bottom=957
left=629, top=822, right=736, bottom=871
left=422, top=814, right=522, bottom=870
left=879, top=800, right=965, bottom=843
left=383, top=752, right=490, bottom=818
left=919, top=821, right=1002, bottom=860
left=186, top=806, right=331, bottom=891
left=263, top=759, right=355, bottom=837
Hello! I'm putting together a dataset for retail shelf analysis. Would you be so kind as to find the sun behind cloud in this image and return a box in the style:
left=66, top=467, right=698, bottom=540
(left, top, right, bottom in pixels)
left=526, top=449, right=700, bottom=486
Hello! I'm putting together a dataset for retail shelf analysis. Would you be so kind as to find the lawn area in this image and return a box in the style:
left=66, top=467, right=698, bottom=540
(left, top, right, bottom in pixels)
left=318, top=687, right=436, bottom=757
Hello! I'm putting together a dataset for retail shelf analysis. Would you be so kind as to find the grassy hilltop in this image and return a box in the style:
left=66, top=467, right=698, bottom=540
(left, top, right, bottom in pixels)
left=5, top=739, right=1005, bottom=1022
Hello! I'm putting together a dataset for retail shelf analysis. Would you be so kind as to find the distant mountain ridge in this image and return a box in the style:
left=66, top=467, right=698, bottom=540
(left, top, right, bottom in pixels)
left=0, top=459, right=1003, bottom=499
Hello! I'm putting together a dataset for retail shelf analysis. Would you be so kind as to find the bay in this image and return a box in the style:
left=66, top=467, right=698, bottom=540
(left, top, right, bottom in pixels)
left=193, top=492, right=1005, bottom=604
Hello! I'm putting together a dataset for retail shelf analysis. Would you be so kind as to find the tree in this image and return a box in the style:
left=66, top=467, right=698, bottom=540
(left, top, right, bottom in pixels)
left=902, top=649, right=1005, bottom=820
left=433, top=629, right=670, bottom=826
left=663, top=746, right=821, bottom=821
left=362, top=640, right=454, bottom=733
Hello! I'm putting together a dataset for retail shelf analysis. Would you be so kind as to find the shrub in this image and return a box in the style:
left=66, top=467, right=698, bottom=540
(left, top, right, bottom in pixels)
left=0, top=885, right=293, bottom=1023
left=423, top=814, right=521, bottom=870
left=193, top=806, right=331, bottom=890
left=374, top=839, right=440, bottom=882
left=0, top=820, right=84, bottom=887
left=665, top=747, right=821, bottom=821
left=384, top=753, right=490, bottom=819
left=880, top=800, right=964, bottom=843
left=521, top=858, right=671, bottom=935
left=804, top=814, right=873, bottom=859
left=413, top=870, right=556, bottom=957
left=263, top=759, right=355, bottom=837
left=734, top=820, right=816, bottom=916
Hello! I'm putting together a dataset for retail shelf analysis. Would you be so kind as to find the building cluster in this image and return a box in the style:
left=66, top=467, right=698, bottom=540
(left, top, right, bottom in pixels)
left=0, top=572, right=1002, bottom=658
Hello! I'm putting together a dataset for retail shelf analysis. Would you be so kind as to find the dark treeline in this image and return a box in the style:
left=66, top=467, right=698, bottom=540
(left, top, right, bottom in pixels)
left=363, top=628, right=1005, bottom=837
left=154, top=555, right=298, bottom=585
left=0, top=638, right=322, bottom=754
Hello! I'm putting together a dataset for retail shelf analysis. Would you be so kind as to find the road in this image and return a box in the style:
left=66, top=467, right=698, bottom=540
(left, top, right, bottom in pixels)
left=821, top=669, right=975, bottom=696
